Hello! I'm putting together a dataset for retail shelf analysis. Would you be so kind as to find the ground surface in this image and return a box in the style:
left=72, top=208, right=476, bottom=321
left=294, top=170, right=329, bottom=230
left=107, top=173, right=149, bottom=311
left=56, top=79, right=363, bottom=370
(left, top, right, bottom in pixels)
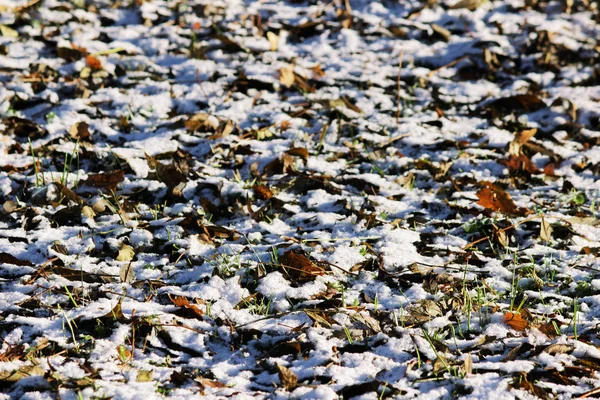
left=0, top=0, right=599, bottom=399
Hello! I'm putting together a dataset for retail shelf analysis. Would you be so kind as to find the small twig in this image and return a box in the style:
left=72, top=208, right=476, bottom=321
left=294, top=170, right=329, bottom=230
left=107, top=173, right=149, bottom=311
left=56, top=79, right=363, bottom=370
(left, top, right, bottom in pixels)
left=427, top=55, right=469, bottom=78
left=462, top=214, right=539, bottom=250
left=130, top=309, right=136, bottom=361
left=577, top=387, right=600, bottom=399
left=396, top=50, right=404, bottom=126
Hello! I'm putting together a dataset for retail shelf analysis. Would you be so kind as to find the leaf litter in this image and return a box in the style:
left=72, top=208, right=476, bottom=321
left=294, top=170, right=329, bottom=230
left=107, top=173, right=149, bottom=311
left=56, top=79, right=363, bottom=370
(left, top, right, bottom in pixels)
left=0, top=0, right=599, bottom=399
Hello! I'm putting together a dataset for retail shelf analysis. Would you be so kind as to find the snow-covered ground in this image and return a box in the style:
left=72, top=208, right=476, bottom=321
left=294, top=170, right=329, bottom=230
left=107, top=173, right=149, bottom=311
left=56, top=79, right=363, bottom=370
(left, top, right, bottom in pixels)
left=0, top=0, right=600, bottom=398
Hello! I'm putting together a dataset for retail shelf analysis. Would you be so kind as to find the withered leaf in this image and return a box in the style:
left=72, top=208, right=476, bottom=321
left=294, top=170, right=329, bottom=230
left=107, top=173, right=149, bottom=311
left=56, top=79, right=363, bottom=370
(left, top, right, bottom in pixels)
left=116, top=244, right=135, bottom=262
left=253, top=184, right=274, bottom=200
left=102, top=300, right=126, bottom=320
left=508, top=128, right=537, bottom=155
left=184, top=113, right=219, bottom=132
left=263, top=153, right=295, bottom=176
left=56, top=183, right=83, bottom=205
left=279, top=250, right=327, bottom=282
left=540, top=217, right=553, bottom=241
left=69, top=121, right=91, bottom=141
left=488, top=94, right=546, bottom=113
left=57, top=46, right=85, bottom=62
left=119, top=262, right=135, bottom=283
left=501, top=154, right=540, bottom=174
left=309, top=64, right=325, bottom=78
left=0, top=253, right=33, bottom=266
left=266, top=31, right=279, bottom=51
left=476, top=182, right=531, bottom=216
left=145, top=153, right=188, bottom=187
left=286, top=147, right=309, bottom=161
left=504, top=311, right=528, bottom=331
left=168, top=294, right=204, bottom=319
left=85, top=55, right=102, bottom=70
left=136, top=370, right=153, bottom=382
left=279, top=65, right=295, bottom=87
left=84, top=170, right=124, bottom=191
left=2, top=116, right=48, bottom=140
left=196, top=377, right=227, bottom=389
left=543, top=344, right=573, bottom=355
left=276, top=364, right=298, bottom=391
left=0, top=365, right=45, bottom=383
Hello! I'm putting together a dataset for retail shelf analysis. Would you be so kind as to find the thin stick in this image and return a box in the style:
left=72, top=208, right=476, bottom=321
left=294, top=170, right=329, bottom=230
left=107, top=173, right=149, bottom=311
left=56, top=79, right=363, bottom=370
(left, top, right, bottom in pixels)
left=396, top=50, right=404, bottom=126
left=427, top=55, right=469, bottom=78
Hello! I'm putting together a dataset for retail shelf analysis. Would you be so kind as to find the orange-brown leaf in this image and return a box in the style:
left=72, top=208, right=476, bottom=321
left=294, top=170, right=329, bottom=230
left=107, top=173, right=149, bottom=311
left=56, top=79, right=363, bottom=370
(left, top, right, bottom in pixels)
left=86, top=55, right=102, bottom=70
left=286, top=147, right=309, bottom=161
left=504, top=311, right=528, bottom=331
left=169, top=295, right=204, bottom=319
left=253, top=184, right=273, bottom=200
left=476, top=182, right=531, bottom=216
left=501, top=154, right=540, bottom=174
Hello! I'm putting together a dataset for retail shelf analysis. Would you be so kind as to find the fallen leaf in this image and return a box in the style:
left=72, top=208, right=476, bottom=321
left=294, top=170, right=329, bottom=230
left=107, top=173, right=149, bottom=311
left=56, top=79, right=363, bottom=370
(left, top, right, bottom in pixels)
left=488, top=94, right=546, bottom=113
left=540, top=217, right=553, bottom=241
left=508, top=128, right=537, bottom=155
left=253, top=185, right=274, bottom=200
left=504, top=311, right=528, bottom=331
left=286, top=147, right=309, bottom=161
left=119, top=262, right=135, bottom=283
left=279, top=250, right=327, bottom=281
left=196, top=377, right=227, bottom=389
left=0, top=252, right=33, bottom=266
left=0, top=25, right=18, bottom=38
left=501, top=154, right=540, bottom=174
left=116, top=244, right=135, bottom=262
left=84, top=170, right=124, bottom=191
left=309, top=64, right=325, bottom=78
left=279, top=65, right=295, bottom=87
left=0, top=365, right=45, bottom=383
left=476, top=182, right=531, bottom=216
left=543, top=344, right=574, bottom=355
left=266, top=31, right=279, bottom=51
left=69, top=121, right=92, bottom=141
left=136, top=370, right=153, bottom=382
left=168, top=295, right=204, bottom=319
left=86, top=55, right=102, bottom=70
left=276, top=364, right=298, bottom=391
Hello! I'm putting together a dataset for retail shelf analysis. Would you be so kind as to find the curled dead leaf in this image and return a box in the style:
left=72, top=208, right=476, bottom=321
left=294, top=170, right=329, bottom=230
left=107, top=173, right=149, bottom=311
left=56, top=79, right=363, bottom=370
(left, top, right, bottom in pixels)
left=504, top=311, right=528, bottom=331
left=276, top=364, right=298, bottom=391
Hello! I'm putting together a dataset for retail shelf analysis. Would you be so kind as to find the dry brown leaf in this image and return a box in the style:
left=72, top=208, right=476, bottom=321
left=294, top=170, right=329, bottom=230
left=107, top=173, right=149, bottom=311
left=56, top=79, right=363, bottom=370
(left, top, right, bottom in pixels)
left=196, top=377, right=227, bottom=389
left=69, top=121, right=91, bottom=141
left=504, top=311, right=528, bottom=331
left=169, top=295, right=204, bottom=319
left=501, top=154, right=540, bottom=174
left=86, top=55, right=102, bottom=70
left=279, top=250, right=327, bottom=282
left=509, top=128, right=537, bottom=155
left=476, top=182, right=531, bottom=216
left=276, top=364, right=298, bottom=391
left=309, top=64, right=325, bottom=78
left=84, top=170, right=124, bottom=191
left=286, top=147, right=309, bottom=161
left=253, top=185, right=274, bottom=200
left=279, top=65, right=295, bottom=87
